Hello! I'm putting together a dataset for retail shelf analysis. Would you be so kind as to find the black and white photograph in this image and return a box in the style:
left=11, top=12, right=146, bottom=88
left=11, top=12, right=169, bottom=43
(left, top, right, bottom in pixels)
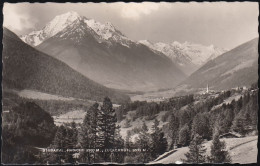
left=1, top=1, right=258, bottom=164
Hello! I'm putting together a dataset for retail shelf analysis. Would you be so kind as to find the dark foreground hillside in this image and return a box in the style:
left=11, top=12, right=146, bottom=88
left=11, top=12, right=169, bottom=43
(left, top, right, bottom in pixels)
left=2, top=28, right=130, bottom=104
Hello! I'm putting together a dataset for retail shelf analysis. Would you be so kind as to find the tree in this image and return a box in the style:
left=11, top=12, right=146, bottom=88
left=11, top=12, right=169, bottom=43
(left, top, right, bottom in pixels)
left=178, top=124, right=190, bottom=147
left=216, top=108, right=235, bottom=135
left=182, top=134, right=207, bottom=163
left=151, top=119, right=161, bottom=159
left=136, top=122, right=152, bottom=163
left=124, top=118, right=132, bottom=128
left=64, top=122, right=78, bottom=164
left=142, top=121, right=149, bottom=132
left=150, top=119, right=168, bottom=159
left=244, top=112, right=252, bottom=131
left=157, top=132, right=168, bottom=156
left=112, top=125, right=125, bottom=163
left=208, top=131, right=231, bottom=163
left=87, top=103, right=99, bottom=162
left=125, top=130, right=133, bottom=150
left=79, top=103, right=99, bottom=163
left=169, top=113, right=179, bottom=149
left=179, top=110, right=190, bottom=127
left=124, top=130, right=138, bottom=163
left=51, top=125, right=67, bottom=164
left=191, top=113, right=211, bottom=140
left=96, top=97, right=117, bottom=161
left=231, top=115, right=246, bottom=136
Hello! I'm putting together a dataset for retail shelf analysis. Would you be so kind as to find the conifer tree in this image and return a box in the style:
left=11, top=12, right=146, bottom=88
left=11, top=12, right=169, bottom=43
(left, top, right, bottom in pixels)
left=79, top=103, right=99, bottom=163
left=87, top=103, right=99, bottom=162
left=244, top=112, right=251, bottom=131
left=179, top=110, right=190, bottom=127
left=169, top=113, right=179, bottom=149
left=150, top=118, right=168, bottom=159
left=151, top=119, right=160, bottom=159
left=113, top=125, right=125, bottom=163
left=64, top=125, right=76, bottom=163
left=124, top=118, right=131, bottom=128
left=231, top=115, right=246, bottom=136
left=157, top=132, right=168, bottom=156
left=136, top=121, right=152, bottom=163
left=191, top=113, right=211, bottom=140
left=52, top=125, right=67, bottom=164
left=125, top=130, right=132, bottom=150
left=141, top=121, right=149, bottom=132
left=208, top=131, right=231, bottom=163
left=96, top=97, right=117, bottom=161
left=124, top=130, right=136, bottom=163
left=70, top=122, right=78, bottom=148
left=178, top=124, right=190, bottom=147
left=182, top=134, right=207, bottom=163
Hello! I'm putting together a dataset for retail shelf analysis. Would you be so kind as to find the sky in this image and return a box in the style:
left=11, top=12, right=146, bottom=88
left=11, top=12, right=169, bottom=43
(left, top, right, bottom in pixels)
left=3, top=2, right=259, bottom=49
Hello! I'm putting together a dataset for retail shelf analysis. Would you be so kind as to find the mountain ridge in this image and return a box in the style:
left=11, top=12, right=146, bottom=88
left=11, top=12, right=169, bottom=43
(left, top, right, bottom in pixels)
left=180, top=37, right=258, bottom=91
left=21, top=11, right=227, bottom=77
left=138, top=40, right=227, bottom=75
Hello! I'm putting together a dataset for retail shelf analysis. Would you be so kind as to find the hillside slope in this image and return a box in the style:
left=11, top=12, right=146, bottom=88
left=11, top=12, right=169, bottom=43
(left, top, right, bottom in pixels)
left=180, top=38, right=258, bottom=91
left=2, top=27, right=130, bottom=103
left=150, top=136, right=258, bottom=164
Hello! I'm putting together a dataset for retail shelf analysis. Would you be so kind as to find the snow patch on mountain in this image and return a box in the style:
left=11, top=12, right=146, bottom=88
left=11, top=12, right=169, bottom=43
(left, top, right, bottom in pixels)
left=139, top=40, right=227, bottom=74
left=84, top=19, right=115, bottom=40
left=175, top=41, right=227, bottom=66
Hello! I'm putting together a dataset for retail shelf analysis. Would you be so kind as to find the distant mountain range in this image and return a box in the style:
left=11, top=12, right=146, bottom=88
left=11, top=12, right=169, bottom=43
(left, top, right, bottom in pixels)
left=138, top=40, right=227, bottom=75
left=21, top=11, right=186, bottom=91
left=19, top=11, right=257, bottom=93
left=180, top=37, right=258, bottom=91
left=3, top=27, right=130, bottom=103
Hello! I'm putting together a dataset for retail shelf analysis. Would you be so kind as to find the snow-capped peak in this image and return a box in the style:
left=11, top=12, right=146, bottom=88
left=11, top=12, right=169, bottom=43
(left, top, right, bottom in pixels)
left=20, top=11, right=134, bottom=47
left=42, top=11, right=82, bottom=37
left=20, top=11, right=82, bottom=46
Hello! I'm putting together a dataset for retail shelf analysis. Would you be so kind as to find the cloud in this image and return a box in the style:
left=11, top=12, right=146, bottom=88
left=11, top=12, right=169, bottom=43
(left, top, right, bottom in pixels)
left=3, top=3, right=37, bottom=33
left=119, top=2, right=161, bottom=20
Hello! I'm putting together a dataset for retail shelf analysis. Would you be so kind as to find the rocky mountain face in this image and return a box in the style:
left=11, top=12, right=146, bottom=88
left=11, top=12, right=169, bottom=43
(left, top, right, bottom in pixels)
left=180, top=38, right=258, bottom=91
left=138, top=40, right=227, bottom=75
left=3, top=27, right=130, bottom=103
left=21, top=11, right=186, bottom=92
left=21, top=11, right=133, bottom=48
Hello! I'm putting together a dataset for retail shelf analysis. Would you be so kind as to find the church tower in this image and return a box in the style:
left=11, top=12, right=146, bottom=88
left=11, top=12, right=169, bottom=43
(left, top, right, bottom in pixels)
left=206, top=84, right=209, bottom=93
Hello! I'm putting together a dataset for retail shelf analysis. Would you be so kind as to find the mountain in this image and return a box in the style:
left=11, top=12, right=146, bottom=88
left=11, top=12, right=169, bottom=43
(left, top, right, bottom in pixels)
left=20, top=11, right=131, bottom=47
left=3, top=27, right=130, bottom=104
left=180, top=38, right=258, bottom=91
left=21, top=11, right=186, bottom=92
left=138, top=40, right=227, bottom=75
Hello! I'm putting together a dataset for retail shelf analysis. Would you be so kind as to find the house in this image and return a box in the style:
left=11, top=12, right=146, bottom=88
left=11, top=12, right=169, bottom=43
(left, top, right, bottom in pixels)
left=220, top=132, right=241, bottom=138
